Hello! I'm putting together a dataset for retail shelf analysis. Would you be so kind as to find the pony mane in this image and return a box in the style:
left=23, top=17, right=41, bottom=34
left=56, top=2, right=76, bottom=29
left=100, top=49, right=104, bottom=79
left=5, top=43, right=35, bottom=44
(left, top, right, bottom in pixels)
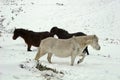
left=57, top=28, right=69, bottom=34
left=14, top=28, right=34, bottom=33
left=51, top=27, right=69, bottom=34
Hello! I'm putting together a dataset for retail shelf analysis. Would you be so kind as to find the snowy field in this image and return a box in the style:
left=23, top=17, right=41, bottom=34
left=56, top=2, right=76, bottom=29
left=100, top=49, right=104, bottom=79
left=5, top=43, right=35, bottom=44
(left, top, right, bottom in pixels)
left=0, top=0, right=120, bottom=80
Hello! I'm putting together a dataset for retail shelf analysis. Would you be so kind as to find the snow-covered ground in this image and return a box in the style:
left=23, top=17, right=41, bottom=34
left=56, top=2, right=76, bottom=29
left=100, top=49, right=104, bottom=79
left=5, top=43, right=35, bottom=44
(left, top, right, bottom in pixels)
left=0, top=0, right=120, bottom=80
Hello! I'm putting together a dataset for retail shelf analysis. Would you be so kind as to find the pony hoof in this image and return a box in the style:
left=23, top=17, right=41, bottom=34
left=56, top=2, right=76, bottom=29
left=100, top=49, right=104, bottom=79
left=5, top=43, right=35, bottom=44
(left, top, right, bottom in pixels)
left=70, top=64, right=74, bottom=66
left=48, top=61, right=52, bottom=64
left=77, top=60, right=82, bottom=64
left=28, top=50, right=32, bottom=51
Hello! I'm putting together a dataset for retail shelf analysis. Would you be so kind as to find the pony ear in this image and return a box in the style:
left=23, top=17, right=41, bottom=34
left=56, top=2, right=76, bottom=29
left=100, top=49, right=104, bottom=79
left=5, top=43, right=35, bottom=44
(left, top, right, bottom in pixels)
left=14, top=27, right=16, bottom=30
left=93, top=35, right=98, bottom=39
left=93, top=35, right=96, bottom=37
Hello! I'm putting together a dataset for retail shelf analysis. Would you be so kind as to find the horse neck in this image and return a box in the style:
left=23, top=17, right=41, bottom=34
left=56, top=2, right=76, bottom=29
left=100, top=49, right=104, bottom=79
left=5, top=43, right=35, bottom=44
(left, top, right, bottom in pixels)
left=19, top=31, right=26, bottom=39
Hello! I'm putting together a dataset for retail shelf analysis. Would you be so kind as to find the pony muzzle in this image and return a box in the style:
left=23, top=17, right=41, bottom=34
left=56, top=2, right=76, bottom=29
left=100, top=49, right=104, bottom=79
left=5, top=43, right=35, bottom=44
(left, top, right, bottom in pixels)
left=12, top=36, right=16, bottom=40
left=97, top=46, right=101, bottom=50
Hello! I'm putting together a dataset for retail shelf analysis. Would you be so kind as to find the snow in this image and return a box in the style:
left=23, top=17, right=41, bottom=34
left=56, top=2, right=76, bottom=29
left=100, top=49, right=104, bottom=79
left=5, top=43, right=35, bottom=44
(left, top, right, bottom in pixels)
left=0, top=0, right=120, bottom=80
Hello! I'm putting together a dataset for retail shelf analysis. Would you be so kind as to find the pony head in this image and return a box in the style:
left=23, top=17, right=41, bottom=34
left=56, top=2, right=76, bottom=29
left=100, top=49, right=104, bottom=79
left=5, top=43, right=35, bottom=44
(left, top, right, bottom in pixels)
left=13, top=29, right=20, bottom=40
left=50, top=26, right=58, bottom=35
left=91, top=35, right=101, bottom=50
left=12, top=28, right=24, bottom=40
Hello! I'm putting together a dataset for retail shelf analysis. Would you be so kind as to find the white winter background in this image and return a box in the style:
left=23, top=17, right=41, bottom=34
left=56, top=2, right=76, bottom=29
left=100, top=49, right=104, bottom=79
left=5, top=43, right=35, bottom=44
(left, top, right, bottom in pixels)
left=0, top=0, right=120, bottom=80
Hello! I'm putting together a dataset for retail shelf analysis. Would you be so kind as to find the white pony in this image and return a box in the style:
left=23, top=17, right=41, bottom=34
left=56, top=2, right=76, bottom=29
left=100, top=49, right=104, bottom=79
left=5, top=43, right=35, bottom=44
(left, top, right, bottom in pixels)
left=34, top=35, right=100, bottom=66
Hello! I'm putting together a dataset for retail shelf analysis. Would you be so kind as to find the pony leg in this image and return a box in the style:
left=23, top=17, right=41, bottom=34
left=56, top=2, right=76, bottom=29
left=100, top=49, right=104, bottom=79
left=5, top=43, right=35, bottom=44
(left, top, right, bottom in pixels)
left=83, top=47, right=89, bottom=55
left=47, top=53, right=52, bottom=63
left=34, top=49, right=41, bottom=61
left=85, top=47, right=89, bottom=55
left=71, top=54, right=76, bottom=66
left=77, top=53, right=85, bottom=64
left=34, top=49, right=46, bottom=61
left=27, top=45, right=32, bottom=51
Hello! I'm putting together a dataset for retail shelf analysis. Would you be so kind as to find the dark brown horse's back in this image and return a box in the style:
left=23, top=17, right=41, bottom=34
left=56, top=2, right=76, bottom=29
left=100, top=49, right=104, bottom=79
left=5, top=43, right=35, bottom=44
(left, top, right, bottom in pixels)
left=26, top=31, right=54, bottom=47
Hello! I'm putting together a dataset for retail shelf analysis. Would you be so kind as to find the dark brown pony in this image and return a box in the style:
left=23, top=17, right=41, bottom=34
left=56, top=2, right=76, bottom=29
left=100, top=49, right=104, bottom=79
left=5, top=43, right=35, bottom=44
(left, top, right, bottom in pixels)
left=13, top=28, right=54, bottom=51
left=50, top=26, right=89, bottom=55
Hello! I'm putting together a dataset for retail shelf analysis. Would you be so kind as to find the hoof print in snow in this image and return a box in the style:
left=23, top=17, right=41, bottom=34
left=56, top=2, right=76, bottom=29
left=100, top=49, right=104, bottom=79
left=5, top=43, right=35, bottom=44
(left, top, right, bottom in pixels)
left=19, top=64, right=25, bottom=68
left=36, top=63, right=64, bottom=75
left=56, top=3, right=64, bottom=6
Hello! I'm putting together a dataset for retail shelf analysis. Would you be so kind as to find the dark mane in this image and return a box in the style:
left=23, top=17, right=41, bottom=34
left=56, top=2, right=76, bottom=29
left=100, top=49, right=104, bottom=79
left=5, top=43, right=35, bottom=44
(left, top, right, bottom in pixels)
left=57, top=28, right=69, bottom=34
left=50, top=27, right=89, bottom=55
left=13, top=28, right=53, bottom=51
left=50, top=27, right=70, bottom=39
left=50, top=27, right=86, bottom=39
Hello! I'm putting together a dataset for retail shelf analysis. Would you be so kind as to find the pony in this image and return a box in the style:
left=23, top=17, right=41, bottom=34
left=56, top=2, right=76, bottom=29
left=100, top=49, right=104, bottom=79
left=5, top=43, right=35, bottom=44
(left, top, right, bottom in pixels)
left=34, top=35, right=100, bottom=66
left=50, top=27, right=89, bottom=55
left=12, top=28, right=54, bottom=51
